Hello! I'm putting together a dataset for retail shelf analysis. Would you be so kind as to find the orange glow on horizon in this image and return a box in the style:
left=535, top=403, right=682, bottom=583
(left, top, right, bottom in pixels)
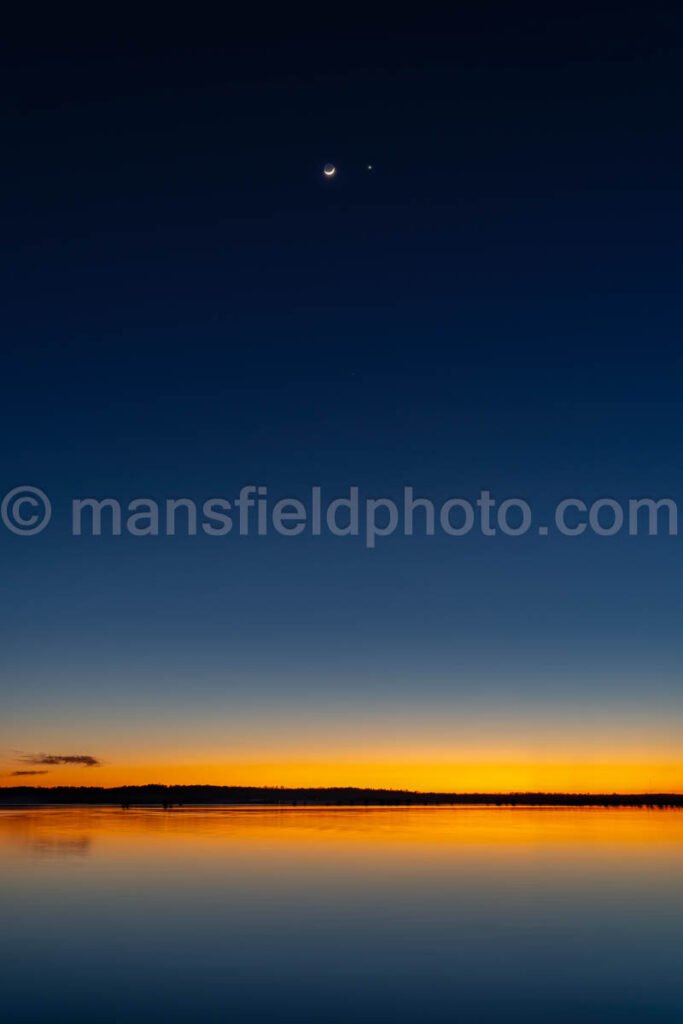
left=5, top=714, right=683, bottom=793
left=3, top=755, right=683, bottom=794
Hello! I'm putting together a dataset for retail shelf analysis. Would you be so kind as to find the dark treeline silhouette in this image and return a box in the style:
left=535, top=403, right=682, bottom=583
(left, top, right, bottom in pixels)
left=1, top=785, right=682, bottom=808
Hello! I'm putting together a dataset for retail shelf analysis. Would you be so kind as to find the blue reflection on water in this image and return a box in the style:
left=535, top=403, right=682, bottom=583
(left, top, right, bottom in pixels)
left=1, top=807, right=681, bottom=1023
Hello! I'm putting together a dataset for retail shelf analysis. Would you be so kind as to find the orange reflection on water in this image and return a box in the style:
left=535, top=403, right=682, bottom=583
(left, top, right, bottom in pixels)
left=2, top=805, right=683, bottom=864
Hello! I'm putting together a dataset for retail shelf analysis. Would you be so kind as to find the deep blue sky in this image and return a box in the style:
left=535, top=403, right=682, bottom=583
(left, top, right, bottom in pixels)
left=2, top=8, right=683, bottom=784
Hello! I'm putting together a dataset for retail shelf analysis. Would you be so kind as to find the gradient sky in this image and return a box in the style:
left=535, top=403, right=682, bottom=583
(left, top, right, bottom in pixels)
left=2, top=10, right=683, bottom=791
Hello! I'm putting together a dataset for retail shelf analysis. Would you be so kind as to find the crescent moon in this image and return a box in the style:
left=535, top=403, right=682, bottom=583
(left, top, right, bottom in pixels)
left=323, top=164, right=336, bottom=177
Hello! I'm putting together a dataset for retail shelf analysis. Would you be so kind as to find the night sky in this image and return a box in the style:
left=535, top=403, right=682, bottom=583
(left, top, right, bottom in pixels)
left=2, top=8, right=683, bottom=790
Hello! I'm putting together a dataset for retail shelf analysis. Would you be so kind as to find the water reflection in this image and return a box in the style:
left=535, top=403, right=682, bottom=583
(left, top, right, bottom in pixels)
left=1, top=807, right=682, bottom=1022
left=28, top=835, right=92, bottom=857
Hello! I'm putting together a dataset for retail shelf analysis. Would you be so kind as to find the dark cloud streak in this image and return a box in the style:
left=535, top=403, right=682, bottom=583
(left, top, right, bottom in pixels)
left=19, top=754, right=102, bottom=768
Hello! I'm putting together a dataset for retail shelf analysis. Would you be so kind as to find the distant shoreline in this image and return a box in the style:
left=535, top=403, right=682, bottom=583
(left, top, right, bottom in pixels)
left=0, top=786, right=681, bottom=809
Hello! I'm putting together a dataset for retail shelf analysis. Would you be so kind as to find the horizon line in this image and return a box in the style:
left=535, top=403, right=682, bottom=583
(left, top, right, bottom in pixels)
left=1, top=783, right=682, bottom=801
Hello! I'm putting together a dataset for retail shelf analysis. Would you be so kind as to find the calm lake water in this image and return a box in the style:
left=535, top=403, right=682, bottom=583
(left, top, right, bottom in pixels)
left=1, top=806, right=682, bottom=1022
